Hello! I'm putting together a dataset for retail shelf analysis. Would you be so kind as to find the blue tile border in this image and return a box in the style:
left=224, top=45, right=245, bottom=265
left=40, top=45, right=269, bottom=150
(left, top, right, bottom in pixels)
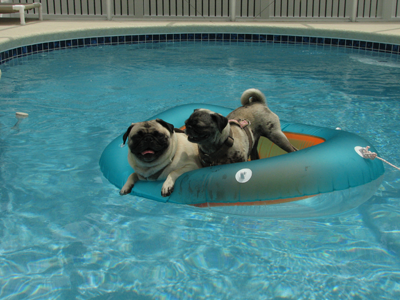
left=1, top=33, right=400, bottom=65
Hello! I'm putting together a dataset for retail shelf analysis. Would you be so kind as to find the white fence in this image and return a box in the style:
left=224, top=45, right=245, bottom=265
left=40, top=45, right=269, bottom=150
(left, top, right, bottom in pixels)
left=4, top=0, right=400, bottom=21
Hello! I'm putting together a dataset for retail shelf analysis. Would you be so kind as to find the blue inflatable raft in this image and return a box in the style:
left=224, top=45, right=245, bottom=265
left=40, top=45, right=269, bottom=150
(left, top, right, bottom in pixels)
left=100, top=104, right=384, bottom=218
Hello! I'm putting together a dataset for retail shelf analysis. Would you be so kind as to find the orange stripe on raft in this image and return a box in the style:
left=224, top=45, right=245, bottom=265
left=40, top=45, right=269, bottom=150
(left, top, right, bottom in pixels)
left=192, top=194, right=316, bottom=207
left=180, top=127, right=325, bottom=146
left=284, top=132, right=325, bottom=145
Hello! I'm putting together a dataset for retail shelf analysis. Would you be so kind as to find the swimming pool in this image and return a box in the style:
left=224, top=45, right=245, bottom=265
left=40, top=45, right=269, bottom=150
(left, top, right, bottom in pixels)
left=1, top=36, right=400, bottom=299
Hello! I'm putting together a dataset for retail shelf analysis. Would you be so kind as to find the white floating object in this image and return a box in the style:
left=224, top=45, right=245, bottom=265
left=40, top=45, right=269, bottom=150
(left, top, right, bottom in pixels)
left=16, top=112, right=29, bottom=118
left=235, top=168, right=252, bottom=183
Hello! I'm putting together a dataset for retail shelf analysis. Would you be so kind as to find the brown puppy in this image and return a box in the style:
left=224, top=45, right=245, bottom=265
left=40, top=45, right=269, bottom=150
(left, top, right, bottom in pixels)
left=120, top=119, right=201, bottom=197
left=184, top=88, right=297, bottom=166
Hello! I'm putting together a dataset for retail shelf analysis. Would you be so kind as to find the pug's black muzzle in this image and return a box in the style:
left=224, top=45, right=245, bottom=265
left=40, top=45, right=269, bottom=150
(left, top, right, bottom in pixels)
left=129, top=134, right=168, bottom=162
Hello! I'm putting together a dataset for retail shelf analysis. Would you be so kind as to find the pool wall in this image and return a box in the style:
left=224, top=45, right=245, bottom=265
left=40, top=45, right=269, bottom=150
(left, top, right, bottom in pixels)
left=1, top=22, right=400, bottom=65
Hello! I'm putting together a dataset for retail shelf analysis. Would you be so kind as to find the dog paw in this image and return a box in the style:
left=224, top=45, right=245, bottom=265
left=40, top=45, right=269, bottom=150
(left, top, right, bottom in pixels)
left=120, top=184, right=134, bottom=196
left=161, top=185, right=174, bottom=197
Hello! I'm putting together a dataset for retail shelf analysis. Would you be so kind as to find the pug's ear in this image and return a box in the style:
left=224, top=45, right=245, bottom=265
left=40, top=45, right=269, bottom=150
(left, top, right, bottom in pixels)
left=211, top=113, right=228, bottom=133
left=122, top=124, right=135, bottom=145
left=156, top=118, right=174, bottom=134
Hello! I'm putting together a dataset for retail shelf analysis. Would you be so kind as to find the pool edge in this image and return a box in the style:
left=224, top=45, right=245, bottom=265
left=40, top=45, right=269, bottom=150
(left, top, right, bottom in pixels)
left=1, top=21, right=400, bottom=54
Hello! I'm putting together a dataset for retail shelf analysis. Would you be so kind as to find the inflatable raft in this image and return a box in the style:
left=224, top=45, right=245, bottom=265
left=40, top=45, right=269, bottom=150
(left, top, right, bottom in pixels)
left=100, top=104, right=384, bottom=218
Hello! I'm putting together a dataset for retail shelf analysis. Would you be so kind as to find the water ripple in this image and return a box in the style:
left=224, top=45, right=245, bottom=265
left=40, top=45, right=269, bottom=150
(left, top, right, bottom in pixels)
left=1, top=42, right=400, bottom=299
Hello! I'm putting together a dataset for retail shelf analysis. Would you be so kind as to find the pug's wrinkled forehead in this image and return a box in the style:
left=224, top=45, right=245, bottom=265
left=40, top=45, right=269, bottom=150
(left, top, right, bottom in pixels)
left=135, top=119, right=174, bottom=134
left=123, top=119, right=175, bottom=145
left=142, top=122, right=152, bottom=128
left=135, top=121, right=160, bottom=133
left=188, top=109, right=213, bottom=123
left=187, top=109, right=227, bottom=132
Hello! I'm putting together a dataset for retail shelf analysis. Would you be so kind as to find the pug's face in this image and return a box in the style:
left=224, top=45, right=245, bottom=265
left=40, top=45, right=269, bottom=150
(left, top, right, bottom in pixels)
left=184, top=109, right=228, bottom=144
left=123, top=119, right=174, bottom=163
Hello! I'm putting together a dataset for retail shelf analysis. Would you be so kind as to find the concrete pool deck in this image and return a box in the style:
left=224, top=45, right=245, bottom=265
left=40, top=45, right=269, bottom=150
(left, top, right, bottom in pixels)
left=1, top=18, right=400, bottom=52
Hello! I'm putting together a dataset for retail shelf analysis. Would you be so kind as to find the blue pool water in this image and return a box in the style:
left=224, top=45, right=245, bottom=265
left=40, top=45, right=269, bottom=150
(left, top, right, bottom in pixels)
left=1, top=41, right=400, bottom=299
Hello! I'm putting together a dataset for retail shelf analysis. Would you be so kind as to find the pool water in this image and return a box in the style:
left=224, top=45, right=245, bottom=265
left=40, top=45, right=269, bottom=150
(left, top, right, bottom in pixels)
left=1, top=41, right=400, bottom=299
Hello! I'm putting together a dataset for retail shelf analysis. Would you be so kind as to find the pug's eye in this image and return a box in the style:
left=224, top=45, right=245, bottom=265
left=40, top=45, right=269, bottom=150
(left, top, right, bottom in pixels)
left=136, top=131, right=145, bottom=137
left=194, top=126, right=207, bottom=133
left=192, top=129, right=209, bottom=138
left=152, top=131, right=163, bottom=138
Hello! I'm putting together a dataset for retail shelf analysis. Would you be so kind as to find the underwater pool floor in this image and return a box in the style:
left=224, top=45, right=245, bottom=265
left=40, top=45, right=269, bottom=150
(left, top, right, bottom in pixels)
left=1, top=39, right=400, bottom=299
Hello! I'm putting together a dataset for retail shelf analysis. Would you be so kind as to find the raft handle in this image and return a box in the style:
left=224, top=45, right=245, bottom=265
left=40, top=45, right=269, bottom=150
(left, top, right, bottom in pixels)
left=355, top=146, right=400, bottom=171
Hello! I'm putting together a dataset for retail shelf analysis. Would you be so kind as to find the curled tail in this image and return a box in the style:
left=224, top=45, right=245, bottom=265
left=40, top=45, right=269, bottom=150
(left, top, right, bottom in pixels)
left=240, top=88, right=266, bottom=106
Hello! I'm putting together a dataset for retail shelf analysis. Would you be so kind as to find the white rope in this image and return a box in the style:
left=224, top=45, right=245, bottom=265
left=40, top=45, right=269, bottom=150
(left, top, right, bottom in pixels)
left=357, top=146, right=400, bottom=171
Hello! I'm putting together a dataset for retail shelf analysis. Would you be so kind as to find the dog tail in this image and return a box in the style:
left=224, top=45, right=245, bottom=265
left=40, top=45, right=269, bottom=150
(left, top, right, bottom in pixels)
left=240, top=88, right=266, bottom=106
